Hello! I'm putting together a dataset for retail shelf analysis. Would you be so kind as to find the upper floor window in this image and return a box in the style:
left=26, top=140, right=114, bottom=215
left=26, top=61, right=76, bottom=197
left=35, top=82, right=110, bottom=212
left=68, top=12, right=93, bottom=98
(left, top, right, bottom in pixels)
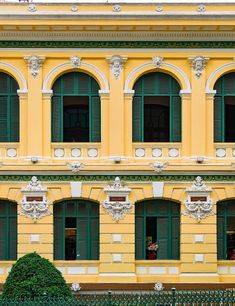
left=214, top=72, right=235, bottom=142
left=0, top=200, right=17, bottom=260
left=132, top=72, right=181, bottom=142
left=0, top=73, right=19, bottom=142
left=51, top=72, right=101, bottom=142
left=135, top=199, right=180, bottom=260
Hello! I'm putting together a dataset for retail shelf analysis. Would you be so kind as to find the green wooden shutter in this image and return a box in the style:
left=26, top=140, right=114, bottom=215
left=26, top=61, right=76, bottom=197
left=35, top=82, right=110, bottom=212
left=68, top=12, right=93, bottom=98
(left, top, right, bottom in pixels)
left=77, top=218, right=88, bottom=260
left=135, top=216, right=145, bottom=259
left=10, top=95, right=19, bottom=142
left=157, top=218, right=168, bottom=259
left=0, top=217, right=6, bottom=260
left=52, top=96, right=62, bottom=142
left=133, top=96, right=143, bottom=142
left=214, top=96, right=223, bottom=142
left=0, top=96, right=8, bottom=142
left=171, top=96, right=181, bottom=142
left=9, top=215, right=17, bottom=260
left=54, top=217, right=63, bottom=260
left=90, top=96, right=101, bottom=142
left=171, top=217, right=180, bottom=259
left=217, top=214, right=225, bottom=260
left=90, top=218, right=99, bottom=260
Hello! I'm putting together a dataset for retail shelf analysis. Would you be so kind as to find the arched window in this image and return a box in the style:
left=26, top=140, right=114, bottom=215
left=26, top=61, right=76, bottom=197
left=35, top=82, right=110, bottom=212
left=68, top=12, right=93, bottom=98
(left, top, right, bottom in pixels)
left=54, top=199, right=99, bottom=260
left=0, top=200, right=17, bottom=260
left=132, top=72, right=181, bottom=142
left=217, top=200, right=235, bottom=260
left=135, top=199, right=180, bottom=260
left=51, top=72, right=101, bottom=142
left=0, top=73, right=19, bottom=142
left=214, top=72, right=235, bottom=142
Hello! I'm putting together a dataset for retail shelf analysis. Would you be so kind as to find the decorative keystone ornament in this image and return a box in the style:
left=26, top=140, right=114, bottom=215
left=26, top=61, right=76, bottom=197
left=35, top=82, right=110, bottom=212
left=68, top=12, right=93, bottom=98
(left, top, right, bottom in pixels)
left=70, top=56, right=81, bottom=68
left=24, top=55, right=45, bottom=78
left=149, top=161, right=168, bottom=173
left=102, top=177, right=132, bottom=222
left=20, top=176, right=51, bottom=222
left=67, top=162, right=85, bottom=173
left=108, top=55, right=127, bottom=80
left=197, top=4, right=206, bottom=13
left=152, top=56, right=164, bottom=68
left=183, top=176, right=214, bottom=222
left=154, top=282, right=164, bottom=291
left=113, top=4, right=121, bottom=12
left=188, top=56, right=209, bottom=79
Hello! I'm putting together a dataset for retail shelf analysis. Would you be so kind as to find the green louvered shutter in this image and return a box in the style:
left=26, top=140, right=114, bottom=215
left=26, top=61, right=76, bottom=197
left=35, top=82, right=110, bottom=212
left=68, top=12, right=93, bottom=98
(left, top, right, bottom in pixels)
left=77, top=218, right=88, bottom=260
left=9, top=214, right=17, bottom=260
left=217, top=214, right=225, bottom=260
left=157, top=218, right=168, bottom=259
left=0, top=217, right=6, bottom=260
left=90, top=218, right=99, bottom=259
left=214, top=96, right=223, bottom=142
left=171, top=217, right=180, bottom=259
left=133, top=96, right=142, bottom=142
left=10, top=95, right=19, bottom=142
left=0, top=96, right=8, bottom=142
left=171, top=96, right=181, bottom=142
left=54, top=217, right=63, bottom=260
left=90, top=96, right=101, bottom=142
left=52, top=96, right=62, bottom=142
left=135, top=216, right=145, bottom=259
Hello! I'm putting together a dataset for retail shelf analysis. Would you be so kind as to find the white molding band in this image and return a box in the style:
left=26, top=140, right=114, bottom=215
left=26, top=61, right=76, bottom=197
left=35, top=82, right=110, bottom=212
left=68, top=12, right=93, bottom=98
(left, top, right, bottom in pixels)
left=43, top=60, right=109, bottom=92
left=124, top=61, right=191, bottom=93
left=0, top=61, right=27, bottom=92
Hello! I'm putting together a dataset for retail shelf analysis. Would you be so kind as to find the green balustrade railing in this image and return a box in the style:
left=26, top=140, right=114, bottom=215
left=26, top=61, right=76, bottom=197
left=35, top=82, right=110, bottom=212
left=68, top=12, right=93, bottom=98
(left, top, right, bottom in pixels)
left=0, top=288, right=235, bottom=305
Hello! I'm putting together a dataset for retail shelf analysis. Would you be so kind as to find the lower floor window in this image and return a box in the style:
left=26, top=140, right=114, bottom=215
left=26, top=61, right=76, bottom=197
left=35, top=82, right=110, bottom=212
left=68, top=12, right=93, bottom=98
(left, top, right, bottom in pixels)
left=217, top=200, right=235, bottom=260
left=135, top=200, right=180, bottom=260
left=54, top=200, right=99, bottom=260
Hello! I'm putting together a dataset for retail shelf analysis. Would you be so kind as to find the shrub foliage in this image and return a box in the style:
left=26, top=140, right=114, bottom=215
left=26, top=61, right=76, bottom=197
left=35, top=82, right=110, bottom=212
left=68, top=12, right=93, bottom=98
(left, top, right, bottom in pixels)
left=2, top=252, right=72, bottom=299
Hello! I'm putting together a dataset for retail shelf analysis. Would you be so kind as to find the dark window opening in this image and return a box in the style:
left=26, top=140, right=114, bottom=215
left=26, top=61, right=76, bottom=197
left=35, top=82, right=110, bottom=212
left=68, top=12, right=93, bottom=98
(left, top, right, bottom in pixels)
left=63, top=96, right=89, bottom=142
left=146, top=217, right=157, bottom=260
left=144, top=96, right=169, bottom=142
left=227, top=217, right=235, bottom=260
left=65, top=217, right=77, bottom=260
left=225, top=97, right=235, bottom=142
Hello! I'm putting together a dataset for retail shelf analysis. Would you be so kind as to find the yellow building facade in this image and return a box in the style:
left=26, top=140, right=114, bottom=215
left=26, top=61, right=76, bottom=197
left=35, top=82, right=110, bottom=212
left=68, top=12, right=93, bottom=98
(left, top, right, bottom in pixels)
left=0, top=0, right=235, bottom=286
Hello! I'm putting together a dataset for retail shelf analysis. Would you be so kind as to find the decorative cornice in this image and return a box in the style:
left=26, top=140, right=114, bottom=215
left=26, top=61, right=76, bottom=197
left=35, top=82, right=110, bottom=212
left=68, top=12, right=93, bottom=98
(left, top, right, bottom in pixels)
left=1, top=41, right=235, bottom=49
left=2, top=31, right=235, bottom=42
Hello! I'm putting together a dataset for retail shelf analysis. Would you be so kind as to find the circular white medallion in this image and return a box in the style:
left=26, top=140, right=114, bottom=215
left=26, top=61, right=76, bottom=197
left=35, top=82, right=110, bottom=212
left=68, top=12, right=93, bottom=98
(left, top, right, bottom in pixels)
left=71, top=148, right=81, bottom=158
left=152, top=148, right=162, bottom=158
left=54, top=148, right=64, bottom=158
left=88, top=148, right=98, bottom=158
left=168, top=148, right=179, bottom=158
left=216, top=148, right=226, bottom=158
left=135, top=148, right=145, bottom=157
left=7, top=148, right=17, bottom=158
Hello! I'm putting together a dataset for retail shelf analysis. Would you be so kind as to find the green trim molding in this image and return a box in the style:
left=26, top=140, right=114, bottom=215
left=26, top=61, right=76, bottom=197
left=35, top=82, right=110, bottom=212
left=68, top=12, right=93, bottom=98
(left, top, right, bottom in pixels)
left=1, top=41, right=235, bottom=49
left=1, top=174, right=235, bottom=182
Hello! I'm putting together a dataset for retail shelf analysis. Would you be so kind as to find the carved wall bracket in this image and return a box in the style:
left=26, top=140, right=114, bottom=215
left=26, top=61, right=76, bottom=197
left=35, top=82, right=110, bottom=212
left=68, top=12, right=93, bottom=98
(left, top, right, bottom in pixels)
left=107, top=55, right=127, bottom=79
left=24, top=55, right=45, bottom=78
left=188, top=56, right=209, bottom=79
left=20, top=176, right=51, bottom=222
left=183, top=176, right=214, bottom=222
left=102, top=177, right=132, bottom=222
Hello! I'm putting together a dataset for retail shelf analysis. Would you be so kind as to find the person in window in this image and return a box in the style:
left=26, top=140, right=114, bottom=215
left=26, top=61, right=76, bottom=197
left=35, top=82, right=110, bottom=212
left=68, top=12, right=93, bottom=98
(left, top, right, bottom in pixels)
left=146, top=242, right=158, bottom=260
left=230, top=249, right=235, bottom=260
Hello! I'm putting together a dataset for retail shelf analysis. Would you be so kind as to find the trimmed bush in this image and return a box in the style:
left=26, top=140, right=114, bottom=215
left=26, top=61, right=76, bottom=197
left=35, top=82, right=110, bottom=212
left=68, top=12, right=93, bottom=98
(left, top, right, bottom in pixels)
left=2, top=252, right=73, bottom=299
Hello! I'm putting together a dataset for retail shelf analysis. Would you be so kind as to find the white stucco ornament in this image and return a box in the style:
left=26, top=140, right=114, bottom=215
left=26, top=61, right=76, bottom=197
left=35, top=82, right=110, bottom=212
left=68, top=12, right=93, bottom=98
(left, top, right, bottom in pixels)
left=20, top=176, right=51, bottom=222
left=70, top=56, right=81, bottom=68
left=183, top=176, right=214, bottom=222
left=24, top=55, right=45, bottom=78
left=71, top=283, right=81, bottom=292
left=108, top=55, right=126, bottom=79
left=149, top=161, right=168, bottom=173
left=102, top=177, right=132, bottom=222
left=154, top=282, right=164, bottom=291
left=188, top=56, right=209, bottom=79
left=152, top=56, right=164, bottom=68
left=67, top=162, right=85, bottom=173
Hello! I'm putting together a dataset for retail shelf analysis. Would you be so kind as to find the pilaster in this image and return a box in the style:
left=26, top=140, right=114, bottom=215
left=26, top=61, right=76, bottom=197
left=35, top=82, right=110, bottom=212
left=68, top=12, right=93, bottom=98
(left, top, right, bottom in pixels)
left=42, top=90, right=53, bottom=158
left=99, top=90, right=110, bottom=157
left=17, top=90, right=28, bottom=157
left=124, top=90, right=135, bottom=157
left=180, top=91, right=191, bottom=157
